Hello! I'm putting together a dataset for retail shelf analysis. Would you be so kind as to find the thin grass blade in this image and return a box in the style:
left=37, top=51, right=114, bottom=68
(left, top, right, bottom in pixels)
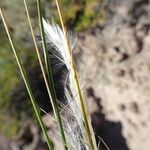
left=54, top=0, right=97, bottom=149
left=36, top=0, right=68, bottom=149
left=0, top=8, right=54, bottom=150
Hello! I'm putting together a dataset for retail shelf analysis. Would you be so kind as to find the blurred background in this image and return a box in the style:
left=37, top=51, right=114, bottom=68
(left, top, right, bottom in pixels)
left=0, top=0, right=150, bottom=149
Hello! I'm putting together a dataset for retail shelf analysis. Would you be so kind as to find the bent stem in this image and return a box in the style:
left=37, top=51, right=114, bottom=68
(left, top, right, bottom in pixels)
left=36, top=0, right=68, bottom=149
left=54, top=0, right=97, bottom=149
left=0, top=9, right=54, bottom=150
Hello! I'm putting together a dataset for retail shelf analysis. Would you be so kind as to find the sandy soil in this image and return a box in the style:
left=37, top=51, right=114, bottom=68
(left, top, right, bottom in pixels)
left=78, top=0, right=150, bottom=149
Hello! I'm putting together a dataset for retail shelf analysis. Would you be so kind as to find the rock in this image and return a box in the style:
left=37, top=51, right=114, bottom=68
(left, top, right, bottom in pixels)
left=78, top=0, right=150, bottom=149
left=0, top=134, right=11, bottom=150
left=0, top=122, right=48, bottom=150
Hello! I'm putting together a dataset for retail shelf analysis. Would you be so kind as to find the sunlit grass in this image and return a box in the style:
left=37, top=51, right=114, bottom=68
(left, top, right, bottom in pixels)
left=0, top=9, right=54, bottom=149
left=0, top=0, right=99, bottom=149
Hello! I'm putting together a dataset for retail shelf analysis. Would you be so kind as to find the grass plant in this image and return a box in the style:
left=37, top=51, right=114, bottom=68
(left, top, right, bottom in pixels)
left=0, top=9, right=54, bottom=149
left=0, top=0, right=98, bottom=149
left=54, top=0, right=97, bottom=149
left=36, top=0, right=68, bottom=149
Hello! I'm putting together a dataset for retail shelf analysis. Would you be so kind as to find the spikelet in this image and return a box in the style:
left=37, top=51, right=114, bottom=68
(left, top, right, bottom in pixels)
left=43, top=19, right=72, bottom=70
left=42, top=19, right=86, bottom=149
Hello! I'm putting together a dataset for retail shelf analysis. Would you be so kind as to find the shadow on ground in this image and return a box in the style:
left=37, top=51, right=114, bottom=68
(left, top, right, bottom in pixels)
left=87, top=88, right=129, bottom=150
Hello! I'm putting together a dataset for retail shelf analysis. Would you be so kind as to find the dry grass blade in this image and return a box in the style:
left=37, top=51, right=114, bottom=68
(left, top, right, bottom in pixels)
left=54, top=0, right=97, bottom=149
left=36, top=0, right=68, bottom=149
left=0, top=8, right=54, bottom=150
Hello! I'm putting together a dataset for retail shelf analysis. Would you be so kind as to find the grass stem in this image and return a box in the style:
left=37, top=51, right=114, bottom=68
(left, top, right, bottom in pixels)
left=0, top=8, right=54, bottom=150
left=54, top=0, right=97, bottom=149
left=36, top=0, right=68, bottom=149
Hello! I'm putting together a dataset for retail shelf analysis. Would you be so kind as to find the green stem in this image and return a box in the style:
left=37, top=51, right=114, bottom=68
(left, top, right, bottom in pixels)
left=0, top=9, right=54, bottom=150
left=36, top=1, right=68, bottom=149
left=54, top=0, right=97, bottom=149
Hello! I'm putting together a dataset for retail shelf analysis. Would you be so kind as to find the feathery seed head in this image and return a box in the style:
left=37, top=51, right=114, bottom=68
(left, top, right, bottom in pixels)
left=42, top=19, right=76, bottom=71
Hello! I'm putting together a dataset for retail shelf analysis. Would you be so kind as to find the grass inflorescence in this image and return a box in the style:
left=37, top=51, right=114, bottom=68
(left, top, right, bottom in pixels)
left=0, top=0, right=98, bottom=149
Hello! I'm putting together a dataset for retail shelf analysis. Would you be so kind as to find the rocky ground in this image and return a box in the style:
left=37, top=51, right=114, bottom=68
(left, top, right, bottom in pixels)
left=78, top=0, right=150, bottom=149
left=0, top=0, right=150, bottom=149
